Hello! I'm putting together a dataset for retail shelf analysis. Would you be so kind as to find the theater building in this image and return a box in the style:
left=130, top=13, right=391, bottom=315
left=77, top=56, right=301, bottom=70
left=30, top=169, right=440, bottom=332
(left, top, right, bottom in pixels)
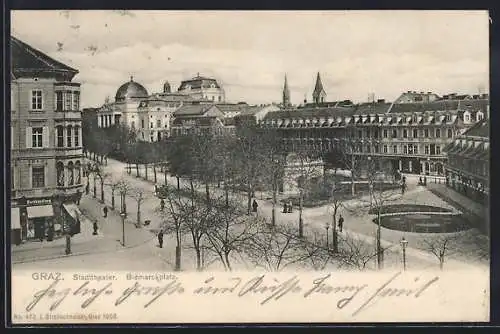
left=11, top=36, right=84, bottom=244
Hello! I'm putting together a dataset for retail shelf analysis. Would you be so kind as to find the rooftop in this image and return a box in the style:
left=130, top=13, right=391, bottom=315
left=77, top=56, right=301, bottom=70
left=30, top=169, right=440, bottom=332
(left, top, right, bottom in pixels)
left=462, top=118, right=489, bottom=138
left=11, top=36, right=78, bottom=80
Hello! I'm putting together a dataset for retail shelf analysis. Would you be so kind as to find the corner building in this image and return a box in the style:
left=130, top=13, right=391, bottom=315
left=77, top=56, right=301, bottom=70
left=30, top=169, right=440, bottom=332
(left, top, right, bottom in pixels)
left=11, top=37, right=84, bottom=244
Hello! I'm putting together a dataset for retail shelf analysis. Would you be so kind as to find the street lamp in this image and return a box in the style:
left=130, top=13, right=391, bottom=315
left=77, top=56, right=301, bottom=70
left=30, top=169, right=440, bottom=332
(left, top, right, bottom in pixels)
left=120, top=211, right=127, bottom=247
left=400, top=237, right=408, bottom=271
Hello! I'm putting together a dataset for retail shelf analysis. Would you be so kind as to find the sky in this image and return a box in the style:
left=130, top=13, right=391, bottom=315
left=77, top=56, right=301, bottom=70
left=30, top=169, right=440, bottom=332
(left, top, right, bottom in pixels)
left=11, top=10, right=489, bottom=108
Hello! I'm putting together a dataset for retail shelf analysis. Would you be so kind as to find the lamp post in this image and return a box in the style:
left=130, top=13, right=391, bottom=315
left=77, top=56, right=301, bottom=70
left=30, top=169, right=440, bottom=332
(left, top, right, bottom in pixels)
left=120, top=211, right=127, bottom=247
left=400, top=237, right=408, bottom=271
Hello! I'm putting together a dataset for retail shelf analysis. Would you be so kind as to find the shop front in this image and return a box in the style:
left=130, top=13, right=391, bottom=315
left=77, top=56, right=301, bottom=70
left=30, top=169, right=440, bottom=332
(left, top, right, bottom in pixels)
left=26, top=199, right=55, bottom=241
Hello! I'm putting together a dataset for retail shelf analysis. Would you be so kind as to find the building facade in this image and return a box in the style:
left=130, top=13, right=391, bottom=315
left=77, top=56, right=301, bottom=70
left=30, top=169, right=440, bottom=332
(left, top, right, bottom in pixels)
left=177, top=74, right=226, bottom=103
left=11, top=36, right=84, bottom=244
left=444, top=118, right=489, bottom=204
left=261, top=78, right=489, bottom=177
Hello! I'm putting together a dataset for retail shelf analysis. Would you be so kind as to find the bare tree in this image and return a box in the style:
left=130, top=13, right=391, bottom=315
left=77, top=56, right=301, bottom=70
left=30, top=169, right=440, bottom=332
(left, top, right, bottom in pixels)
left=156, top=184, right=186, bottom=271
left=243, top=223, right=326, bottom=271
left=204, top=196, right=262, bottom=271
left=341, top=156, right=400, bottom=270
left=418, top=234, right=460, bottom=270
left=117, top=179, right=132, bottom=214
left=130, top=188, right=148, bottom=227
left=107, top=178, right=121, bottom=211
left=285, top=147, right=324, bottom=237
left=338, top=138, right=367, bottom=196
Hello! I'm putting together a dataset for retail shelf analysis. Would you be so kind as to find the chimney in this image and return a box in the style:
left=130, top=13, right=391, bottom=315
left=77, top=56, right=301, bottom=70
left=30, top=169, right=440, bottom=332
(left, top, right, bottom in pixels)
left=420, top=91, right=424, bottom=94
left=377, top=99, right=385, bottom=103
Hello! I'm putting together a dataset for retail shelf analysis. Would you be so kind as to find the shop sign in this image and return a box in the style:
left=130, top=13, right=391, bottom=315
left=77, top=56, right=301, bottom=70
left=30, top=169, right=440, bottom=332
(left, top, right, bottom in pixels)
left=27, top=198, right=52, bottom=206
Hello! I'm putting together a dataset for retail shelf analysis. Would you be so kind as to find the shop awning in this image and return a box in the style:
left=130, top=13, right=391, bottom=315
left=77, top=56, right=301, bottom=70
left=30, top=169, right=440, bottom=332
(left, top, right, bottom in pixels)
left=11, top=207, right=21, bottom=229
left=27, top=205, right=54, bottom=219
left=62, top=203, right=83, bottom=221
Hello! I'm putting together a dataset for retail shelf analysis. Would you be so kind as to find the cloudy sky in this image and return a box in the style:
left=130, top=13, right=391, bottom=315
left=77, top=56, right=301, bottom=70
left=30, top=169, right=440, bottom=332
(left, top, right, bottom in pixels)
left=11, top=10, right=489, bottom=108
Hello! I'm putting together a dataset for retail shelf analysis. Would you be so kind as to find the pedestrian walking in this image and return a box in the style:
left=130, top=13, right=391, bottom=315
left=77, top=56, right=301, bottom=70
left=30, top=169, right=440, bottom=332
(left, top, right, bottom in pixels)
left=338, top=215, right=344, bottom=233
left=85, top=183, right=89, bottom=195
left=401, top=182, right=406, bottom=195
left=160, top=198, right=165, bottom=211
left=76, top=190, right=81, bottom=205
left=93, top=221, right=99, bottom=235
left=288, top=200, right=293, bottom=213
left=158, top=229, right=164, bottom=248
left=154, top=185, right=158, bottom=196
left=283, top=202, right=288, bottom=213
left=252, top=199, right=258, bottom=213
left=103, top=206, right=108, bottom=218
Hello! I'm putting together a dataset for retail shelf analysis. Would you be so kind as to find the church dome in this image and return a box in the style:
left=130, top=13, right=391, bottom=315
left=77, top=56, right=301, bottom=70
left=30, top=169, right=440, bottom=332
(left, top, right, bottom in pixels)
left=115, top=76, right=149, bottom=102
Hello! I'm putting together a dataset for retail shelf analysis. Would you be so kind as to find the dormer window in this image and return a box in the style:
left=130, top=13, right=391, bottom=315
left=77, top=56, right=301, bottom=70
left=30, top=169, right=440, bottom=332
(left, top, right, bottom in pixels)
left=210, top=83, right=216, bottom=88
left=463, top=112, right=471, bottom=122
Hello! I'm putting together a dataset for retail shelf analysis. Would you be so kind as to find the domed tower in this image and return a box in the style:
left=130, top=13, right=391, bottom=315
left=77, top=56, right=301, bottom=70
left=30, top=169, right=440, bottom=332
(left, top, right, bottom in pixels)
left=163, top=81, right=171, bottom=94
left=115, top=76, right=149, bottom=102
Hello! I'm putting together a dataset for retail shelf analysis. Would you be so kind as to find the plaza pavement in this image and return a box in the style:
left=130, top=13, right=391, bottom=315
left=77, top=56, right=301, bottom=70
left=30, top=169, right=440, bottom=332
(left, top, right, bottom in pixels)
left=12, top=157, right=489, bottom=271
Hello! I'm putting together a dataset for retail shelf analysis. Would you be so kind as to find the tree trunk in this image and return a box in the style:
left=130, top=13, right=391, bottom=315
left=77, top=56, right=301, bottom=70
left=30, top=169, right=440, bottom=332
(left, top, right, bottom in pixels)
left=351, top=154, right=355, bottom=196
left=439, top=256, right=444, bottom=270
left=153, top=164, right=157, bottom=183
left=164, top=168, right=167, bottom=185
left=332, top=211, right=338, bottom=253
left=224, top=252, right=232, bottom=271
left=137, top=202, right=141, bottom=226
left=177, top=176, right=180, bottom=190
left=247, top=190, right=252, bottom=215
left=175, top=245, right=182, bottom=271
left=93, top=177, right=97, bottom=198
left=225, top=187, right=229, bottom=207
left=135, top=163, right=139, bottom=177
left=195, top=247, right=202, bottom=271
left=376, top=216, right=383, bottom=270
left=145, top=163, right=148, bottom=180
left=100, top=181, right=105, bottom=203
left=205, top=182, right=210, bottom=204
left=272, top=183, right=277, bottom=226
left=299, top=190, right=304, bottom=237
left=111, top=190, right=115, bottom=210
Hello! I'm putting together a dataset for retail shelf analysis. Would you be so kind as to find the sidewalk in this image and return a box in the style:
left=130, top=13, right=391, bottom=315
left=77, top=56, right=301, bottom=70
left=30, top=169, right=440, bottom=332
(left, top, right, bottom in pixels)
left=11, top=192, right=156, bottom=264
left=427, top=183, right=488, bottom=219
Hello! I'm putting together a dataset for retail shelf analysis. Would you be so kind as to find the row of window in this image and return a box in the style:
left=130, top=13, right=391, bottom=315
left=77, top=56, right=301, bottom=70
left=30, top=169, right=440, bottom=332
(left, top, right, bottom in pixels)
left=13, top=126, right=81, bottom=149
left=11, top=163, right=82, bottom=190
left=352, top=128, right=453, bottom=139
left=27, top=90, right=80, bottom=111
left=56, top=161, right=82, bottom=187
left=55, top=91, right=80, bottom=111
left=55, top=125, right=80, bottom=148
left=355, top=143, right=442, bottom=155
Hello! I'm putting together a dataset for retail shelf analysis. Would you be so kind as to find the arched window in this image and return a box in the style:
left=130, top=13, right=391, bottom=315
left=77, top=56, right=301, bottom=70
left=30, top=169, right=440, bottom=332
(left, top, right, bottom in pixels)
left=75, top=161, right=81, bottom=184
left=56, top=161, right=65, bottom=186
left=66, top=125, right=73, bottom=147
left=74, top=126, right=80, bottom=147
left=68, top=162, right=74, bottom=186
left=56, top=126, right=64, bottom=147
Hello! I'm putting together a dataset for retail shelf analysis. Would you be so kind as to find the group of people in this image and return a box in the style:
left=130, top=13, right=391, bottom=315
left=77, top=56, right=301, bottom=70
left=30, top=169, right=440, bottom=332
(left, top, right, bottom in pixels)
left=282, top=201, right=294, bottom=213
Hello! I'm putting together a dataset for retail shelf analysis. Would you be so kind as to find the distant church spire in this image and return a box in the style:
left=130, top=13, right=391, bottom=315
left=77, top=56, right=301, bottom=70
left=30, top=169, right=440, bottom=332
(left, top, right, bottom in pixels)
left=312, top=72, right=326, bottom=104
left=282, top=74, right=291, bottom=107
